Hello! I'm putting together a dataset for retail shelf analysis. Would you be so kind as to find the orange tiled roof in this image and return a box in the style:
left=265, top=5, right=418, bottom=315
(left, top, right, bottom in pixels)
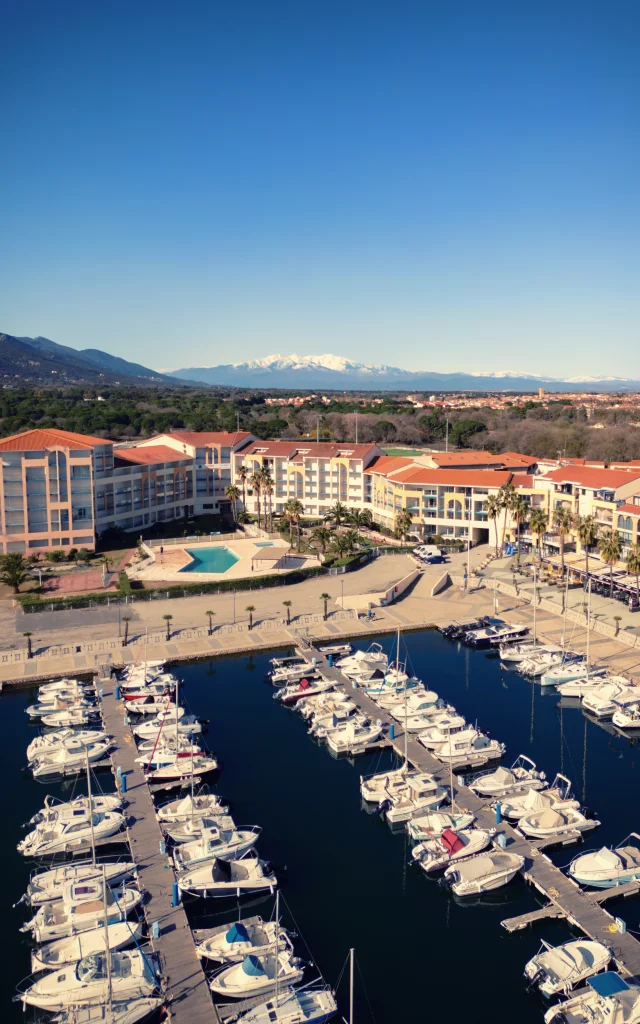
left=617, top=504, right=640, bottom=517
left=542, top=467, right=640, bottom=490
left=0, top=428, right=108, bottom=451
left=364, top=456, right=416, bottom=477
left=114, top=446, right=193, bottom=465
left=385, top=467, right=533, bottom=488
left=430, top=450, right=536, bottom=468
left=159, top=431, right=253, bottom=446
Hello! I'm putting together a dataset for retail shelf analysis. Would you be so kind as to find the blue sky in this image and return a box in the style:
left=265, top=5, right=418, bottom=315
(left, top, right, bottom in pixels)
left=1, top=0, right=638, bottom=375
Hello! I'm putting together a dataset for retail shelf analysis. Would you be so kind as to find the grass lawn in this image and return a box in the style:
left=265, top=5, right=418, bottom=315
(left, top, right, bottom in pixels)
left=383, top=447, right=426, bottom=456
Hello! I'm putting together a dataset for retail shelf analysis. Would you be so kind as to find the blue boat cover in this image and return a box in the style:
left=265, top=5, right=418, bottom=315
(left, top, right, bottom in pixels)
left=588, top=974, right=630, bottom=997
left=242, top=955, right=265, bottom=976
left=226, top=923, right=250, bottom=944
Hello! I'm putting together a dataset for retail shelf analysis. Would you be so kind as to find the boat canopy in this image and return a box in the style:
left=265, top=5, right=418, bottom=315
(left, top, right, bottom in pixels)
left=592, top=847, right=623, bottom=870
left=535, top=809, right=567, bottom=829
left=490, top=767, right=514, bottom=785
left=588, top=973, right=630, bottom=997
left=441, top=829, right=465, bottom=854
left=299, top=679, right=311, bottom=690
left=522, top=789, right=553, bottom=811
left=226, top=923, right=250, bottom=944
left=242, top=955, right=266, bottom=977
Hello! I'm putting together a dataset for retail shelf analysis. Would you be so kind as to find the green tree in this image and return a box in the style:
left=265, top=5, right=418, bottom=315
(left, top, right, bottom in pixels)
left=498, top=483, right=516, bottom=554
left=449, top=418, right=487, bottom=448
left=237, top=464, right=249, bottom=514
left=285, top=499, right=304, bottom=551
left=250, top=471, right=263, bottom=528
left=598, top=529, right=622, bottom=596
left=224, top=485, right=240, bottom=522
left=553, top=506, right=575, bottom=578
left=320, top=592, right=331, bottom=621
left=331, top=534, right=351, bottom=558
left=575, top=514, right=599, bottom=583
left=163, top=613, right=173, bottom=640
left=348, top=509, right=372, bottom=530
left=282, top=599, right=292, bottom=625
left=260, top=468, right=274, bottom=531
left=511, top=495, right=529, bottom=564
left=0, top=553, right=30, bottom=593
left=529, top=508, right=548, bottom=565
left=311, top=526, right=332, bottom=553
left=325, top=502, right=348, bottom=527
left=205, top=609, right=215, bottom=635
left=373, top=419, right=397, bottom=443
left=344, top=529, right=360, bottom=552
left=394, top=508, right=413, bottom=542
left=246, top=604, right=256, bottom=630
left=626, top=541, right=640, bottom=606
left=122, top=615, right=131, bottom=647
left=486, top=495, right=501, bottom=557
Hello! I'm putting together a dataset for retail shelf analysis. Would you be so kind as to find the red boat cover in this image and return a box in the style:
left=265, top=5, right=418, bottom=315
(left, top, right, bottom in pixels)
left=299, top=678, right=311, bottom=690
left=440, top=829, right=465, bottom=855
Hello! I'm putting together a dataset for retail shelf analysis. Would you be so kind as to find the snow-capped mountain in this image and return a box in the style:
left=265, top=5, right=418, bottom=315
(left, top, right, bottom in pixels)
left=166, top=354, right=639, bottom=392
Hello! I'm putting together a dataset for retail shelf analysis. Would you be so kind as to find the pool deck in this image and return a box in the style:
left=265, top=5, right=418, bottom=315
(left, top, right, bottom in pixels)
left=136, top=538, right=318, bottom=583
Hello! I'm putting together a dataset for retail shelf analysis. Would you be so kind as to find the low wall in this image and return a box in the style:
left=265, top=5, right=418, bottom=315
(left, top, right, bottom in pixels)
left=431, top=572, right=450, bottom=596
left=337, top=567, right=421, bottom=612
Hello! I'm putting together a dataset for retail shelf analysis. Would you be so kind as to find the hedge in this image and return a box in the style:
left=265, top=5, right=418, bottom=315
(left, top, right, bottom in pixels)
left=118, top=572, right=132, bottom=596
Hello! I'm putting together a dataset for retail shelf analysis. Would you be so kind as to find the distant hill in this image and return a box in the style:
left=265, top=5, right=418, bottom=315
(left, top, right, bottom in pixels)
left=0, top=333, right=194, bottom=386
left=167, top=353, right=640, bottom=393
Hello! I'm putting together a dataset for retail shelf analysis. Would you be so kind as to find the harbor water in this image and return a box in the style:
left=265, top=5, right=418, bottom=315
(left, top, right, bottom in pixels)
left=3, top=627, right=640, bottom=1022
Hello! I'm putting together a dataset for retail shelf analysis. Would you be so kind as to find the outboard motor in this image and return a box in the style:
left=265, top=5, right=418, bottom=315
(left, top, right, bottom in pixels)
left=526, top=968, right=546, bottom=992
left=377, top=799, right=391, bottom=817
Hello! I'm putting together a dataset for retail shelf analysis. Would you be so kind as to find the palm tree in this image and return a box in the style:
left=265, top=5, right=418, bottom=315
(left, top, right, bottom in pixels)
left=575, top=514, right=599, bottom=583
left=122, top=615, right=131, bottom=646
left=553, top=506, right=575, bottom=578
left=286, top=499, right=304, bottom=552
left=225, top=485, right=240, bottom=522
left=348, top=509, right=372, bottom=530
left=598, top=529, right=622, bottom=596
left=498, top=482, right=516, bottom=553
left=325, top=501, right=348, bottom=527
left=626, top=541, right=640, bottom=606
left=282, top=501, right=296, bottom=545
left=331, top=534, right=351, bottom=558
left=320, top=593, right=331, bottom=621
left=485, top=495, right=501, bottom=557
left=250, top=472, right=263, bottom=528
left=311, top=526, right=332, bottom=553
left=246, top=605, right=256, bottom=630
left=163, top=613, right=173, bottom=640
left=394, top=509, right=413, bottom=542
left=237, top=464, right=249, bottom=514
left=261, top=469, right=274, bottom=531
left=24, top=631, right=33, bottom=659
left=205, top=609, right=215, bottom=635
left=529, top=508, right=548, bottom=565
left=344, top=529, right=360, bottom=552
left=0, top=553, right=30, bottom=594
left=511, top=495, right=529, bottom=564
left=282, top=599, right=292, bottom=625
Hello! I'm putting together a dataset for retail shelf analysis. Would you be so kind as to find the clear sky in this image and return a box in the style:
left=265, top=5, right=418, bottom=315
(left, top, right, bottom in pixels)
left=1, top=0, right=638, bottom=376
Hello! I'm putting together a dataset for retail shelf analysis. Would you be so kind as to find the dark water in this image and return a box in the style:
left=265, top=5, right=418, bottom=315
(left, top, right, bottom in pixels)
left=3, top=630, right=640, bottom=1022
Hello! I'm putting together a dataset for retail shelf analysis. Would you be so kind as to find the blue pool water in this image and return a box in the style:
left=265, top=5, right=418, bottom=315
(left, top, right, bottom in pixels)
left=179, top=545, right=240, bottom=573
left=255, top=541, right=274, bottom=547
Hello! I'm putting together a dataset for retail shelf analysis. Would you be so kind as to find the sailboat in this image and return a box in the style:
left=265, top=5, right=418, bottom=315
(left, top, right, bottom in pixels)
left=20, top=949, right=159, bottom=1009
left=32, top=920, right=145, bottom=971
left=18, top=809, right=127, bottom=858
left=28, top=792, right=122, bottom=826
left=25, top=860, right=137, bottom=906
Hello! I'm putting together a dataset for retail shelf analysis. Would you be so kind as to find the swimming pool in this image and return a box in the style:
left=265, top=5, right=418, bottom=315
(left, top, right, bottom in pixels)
left=255, top=542, right=274, bottom=547
left=179, top=546, right=240, bottom=574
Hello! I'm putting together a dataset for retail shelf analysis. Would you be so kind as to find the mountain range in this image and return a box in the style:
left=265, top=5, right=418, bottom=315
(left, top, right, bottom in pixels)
left=167, top=353, right=640, bottom=392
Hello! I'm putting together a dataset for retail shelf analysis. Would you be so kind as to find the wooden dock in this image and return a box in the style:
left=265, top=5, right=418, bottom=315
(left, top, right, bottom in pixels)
left=301, top=646, right=640, bottom=981
left=97, top=669, right=218, bottom=1024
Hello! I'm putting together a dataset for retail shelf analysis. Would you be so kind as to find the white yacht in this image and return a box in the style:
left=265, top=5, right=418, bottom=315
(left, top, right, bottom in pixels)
left=469, top=756, right=546, bottom=798
left=518, top=806, right=599, bottom=839
left=417, top=715, right=467, bottom=749
left=375, top=689, right=437, bottom=713
left=406, top=811, right=475, bottom=841
left=156, top=791, right=227, bottom=825
left=444, top=850, right=524, bottom=895
left=557, top=676, right=610, bottom=699
left=125, top=694, right=177, bottom=714
left=32, top=920, right=144, bottom=971
left=520, top=652, right=573, bottom=678
left=20, top=950, right=159, bottom=1010
left=234, top=985, right=338, bottom=1024
left=336, top=643, right=387, bottom=674
left=325, top=716, right=383, bottom=755
left=196, top=919, right=293, bottom=963
left=22, top=881, right=144, bottom=942
left=310, top=702, right=358, bottom=737
left=380, top=775, right=447, bottom=824
left=144, top=754, right=218, bottom=783
left=28, top=793, right=123, bottom=826
left=133, top=712, right=201, bottom=740
left=209, top=952, right=304, bottom=999
left=50, top=998, right=164, bottom=1024
left=41, top=707, right=99, bottom=728
left=177, top=853, right=277, bottom=899
left=582, top=682, right=639, bottom=719
left=25, top=860, right=137, bottom=906
left=543, top=973, right=640, bottom=1024
left=27, top=696, right=95, bottom=719
left=31, top=739, right=111, bottom=779
left=464, top=623, right=528, bottom=647
left=500, top=775, right=576, bottom=820
left=297, top=691, right=352, bottom=721
left=269, top=663, right=315, bottom=685
left=275, top=677, right=335, bottom=705
left=524, top=939, right=611, bottom=997
left=612, top=704, right=640, bottom=730
left=360, top=764, right=411, bottom=803
left=18, top=810, right=127, bottom=858
left=27, top=731, right=108, bottom=762
left=429, top=730, right=506, bottom=770
left=569, top=836, right=640, bottom=887
left=500, top=642, right=561, bottom=663
left=411, top=827, right=492, bottom=872
left=173, top=821, right=261, bottom=869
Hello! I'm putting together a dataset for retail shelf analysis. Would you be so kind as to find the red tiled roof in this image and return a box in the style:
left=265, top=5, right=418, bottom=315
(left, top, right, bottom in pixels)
left=158, top=431, right=253, bottom=447
left=617, top=504, right=640, bottom=517
left=0, top=428, right=108, bottom=451
left=542, top=467, right=640, bottom=490
left=364, top=456, right=414, bottom=476
left=242, top=441, right=377, bottom=459
left=430, top=450, right=536, bottom=468
left=114, top=446, right=192, bottom=465
left=385, top=467, right=536, bottom=488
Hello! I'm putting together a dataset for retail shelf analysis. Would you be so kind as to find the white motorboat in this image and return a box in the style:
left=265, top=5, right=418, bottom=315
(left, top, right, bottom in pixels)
left=177, top=853, right=277, bottom=899
left=269, top=655, right=307, bottom=669
left=173, top=821, right=261, bottom=868
left=137, top=732, right=203, bottom=755
left=335, top=643, right=387, bottom=673
left=269, top=663, right=315, bottom=685
left=500, top=642, right=561, bottom=663
left=32, top=919, right=145, bottom=971
left=541, top=662, right=593, bottom=687
left=543, top=973, right=640, bottom=1024
left=520, top=653, right=575, bottom=678
left=309, top=702, right=358, bottom=736
left=41, top=707, right=100, bottom=728
left=429, top=730, right=506, bottom=770
left=164, top=809, right=232, bottom=843
left=469, top=756, right=546, bottom=798
left=39, top=678, right=90, bottom=695
left=133, top=712, right=201, bottom=740
left=234, top=985, right=337, bottom=1024
left=325, top=716, right=383, bottom=755
left=557, top=676, right=610, bottom=698
left=125, top=694, right=177, bottom=714
left=317, top=642, right=352, bottom=656
left=297, top=691, right=352, bottom=720
left=51, top=996, right=164, bottom=1024
left=518, top=806, right=599, bottom=839
left=25, top=860, right=137, bottom=906
left=373, top=688, right=433, bottom=712
left=613, top=704, right=640, bottom=730
left=500, top=775, right=576, bottom=820
left=209, top=952, right=304, bottom=999
left=362, top=671, right=422, bottom=697
left=524, top=938, right=611, bottom=997
left=156, top=791, right=228, bottom=825
left=22, top=882, right=144, bottom=942
left=406, top=811, right=475, bottom=841
left=418, top=715, right=468, bottom=749
left=464, top=623, right=528, bottom=647
left=27, top=696, right=96, bottom=719
left=196, top=918, right=293, bottom=962
left=27, top=731, right=108, bottom=762
left=569, top=836, right=640, bottom=888
left=386, top=693, right=449, bottom=718
left=136, top=743, right=203, bottom=769
left=18, top=810, right=127, bottom=858
left=412, top=827, right=492, bottom=872
left=144, top=754, right=218, bottom=783
left=28, top=793, right=122, bottom=826
left=583, top=682, right=640, bottom=719
left=31, top=739, right=111, bottom=779
left=403, top=708, right=458, bottom=733
left=380, top=775, right=448, bottom=824
left=360, top=764, right=412, bottom=803
left=444, top=850, right=524, bottom=895
left=275, top=677, right=334, bottom=704
left=20, top=950, right=159, bottom=1010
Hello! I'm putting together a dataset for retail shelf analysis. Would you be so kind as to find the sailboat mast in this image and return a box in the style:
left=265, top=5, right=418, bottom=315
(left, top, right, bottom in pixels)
left=532, top=563, right=537, bottom=648
left=274, top=889, right=280, bottom=1008
left=562, top=574, right=569, bottom=656
left=349, top=947, right=354, bottom=1024
left=102, top=864, right=113, bottom=1011
left=586, top=579, right=591, bottom=679
left=86, top=748, right=96, bottom=867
